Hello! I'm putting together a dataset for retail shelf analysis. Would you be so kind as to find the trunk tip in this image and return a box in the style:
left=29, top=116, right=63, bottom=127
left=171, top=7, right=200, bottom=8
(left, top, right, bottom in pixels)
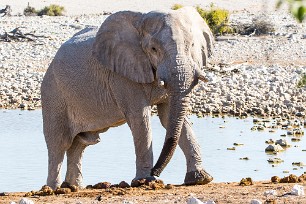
left=150, top=168, right=161, bottom=177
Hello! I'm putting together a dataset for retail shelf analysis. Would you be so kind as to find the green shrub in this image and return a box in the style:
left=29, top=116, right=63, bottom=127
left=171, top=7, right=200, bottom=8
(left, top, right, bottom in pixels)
left=23, top=4, right=65, bottom=16
left=171, top=4, right=183, bottom=10
left=297, top=74, right=306, bottom=87
left=171, top=4, right=232, bottom=35
left=37, top=4, right=65, bottom=16
left=197, top=5, right=232, bottom=34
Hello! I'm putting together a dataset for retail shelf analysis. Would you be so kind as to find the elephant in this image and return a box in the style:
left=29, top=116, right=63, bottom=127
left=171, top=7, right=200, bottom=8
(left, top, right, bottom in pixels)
left=41, top=6, right=214, bottom=189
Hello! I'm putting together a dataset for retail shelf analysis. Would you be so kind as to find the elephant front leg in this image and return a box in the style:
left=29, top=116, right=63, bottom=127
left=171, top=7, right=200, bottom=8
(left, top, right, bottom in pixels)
left=157, top=103, right=212, bottom=185
left=179, top=119, right=213, bottom=185
left=126, top=106, right=153, bottom=180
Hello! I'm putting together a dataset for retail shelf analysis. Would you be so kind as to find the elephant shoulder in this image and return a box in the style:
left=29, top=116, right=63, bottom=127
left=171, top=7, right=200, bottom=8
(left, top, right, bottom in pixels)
left=69, top=26, right=99, bottom=44
left=54, top=26, right=98, bottom=63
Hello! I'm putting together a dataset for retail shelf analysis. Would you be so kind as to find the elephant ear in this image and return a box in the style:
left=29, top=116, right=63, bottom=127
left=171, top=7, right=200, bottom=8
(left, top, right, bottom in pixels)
left=92, top=11, right=154, bottom=83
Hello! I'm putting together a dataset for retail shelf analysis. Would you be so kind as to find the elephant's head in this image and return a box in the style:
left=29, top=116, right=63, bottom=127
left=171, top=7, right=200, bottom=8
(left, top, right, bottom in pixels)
left=92, top=7, right=214, bottom=177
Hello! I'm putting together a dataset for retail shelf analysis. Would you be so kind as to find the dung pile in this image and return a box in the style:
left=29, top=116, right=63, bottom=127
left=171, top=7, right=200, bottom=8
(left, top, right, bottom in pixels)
left=271, top=174, right=306, bottom=183
left=131, top=178, right=165, bottom=190
left=25, top=184, right=78, bottom=197
left=239, top=177, right=254, bottom=186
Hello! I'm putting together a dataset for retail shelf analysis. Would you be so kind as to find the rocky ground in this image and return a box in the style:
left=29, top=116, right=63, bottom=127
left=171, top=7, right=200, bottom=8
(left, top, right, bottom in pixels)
left=190, top=10, right=306, bottom=118
left=0, top=10, right=305, bottom=118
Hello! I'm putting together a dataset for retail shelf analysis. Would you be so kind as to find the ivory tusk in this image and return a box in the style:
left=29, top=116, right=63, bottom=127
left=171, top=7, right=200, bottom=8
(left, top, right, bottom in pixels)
left=158, top=80, right=165, bottom=87
left=198, top=74, right=208, bottom=83
left=195, top=67, right=208, bottom=83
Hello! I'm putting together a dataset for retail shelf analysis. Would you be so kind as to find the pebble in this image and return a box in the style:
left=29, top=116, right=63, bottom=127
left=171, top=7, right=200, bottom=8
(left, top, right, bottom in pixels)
left=275, top=139, right=290, bottom=147
left=250, top=199, right=262, bottom=204
left=291, top=184, right=305, bottom=196
left=292, top=162, right=304, bottom=166
left=263, top=190, right=277, bottom=196
left=265, top=144, right=284, bottom=152
left=187, top=197, right=204, bottom=204
left=267, top=158, right=284, bottom=164
left=18, top=198, right=34, bottom=204
left=227, top=147, right=236, bottom=150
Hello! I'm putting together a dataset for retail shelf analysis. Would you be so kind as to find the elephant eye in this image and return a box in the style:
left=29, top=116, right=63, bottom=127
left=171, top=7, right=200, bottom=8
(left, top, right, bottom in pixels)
left=151, top=47, right=157, bottom=52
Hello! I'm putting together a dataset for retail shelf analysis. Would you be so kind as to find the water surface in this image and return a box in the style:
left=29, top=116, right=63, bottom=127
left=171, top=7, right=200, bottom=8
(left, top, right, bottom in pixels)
left=0, top=110, right=305, bottom=192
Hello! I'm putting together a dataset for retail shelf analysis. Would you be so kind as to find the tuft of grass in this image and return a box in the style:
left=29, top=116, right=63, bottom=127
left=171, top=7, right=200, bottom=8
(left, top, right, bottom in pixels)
left=171, top=4, right=183, bottom=10
left=297, top=74, right=306, bottom=87
left=37, top=4, right=65, bottom=16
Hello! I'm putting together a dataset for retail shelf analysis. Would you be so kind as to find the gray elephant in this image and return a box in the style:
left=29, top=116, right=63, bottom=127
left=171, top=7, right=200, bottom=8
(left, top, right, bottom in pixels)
left=41, top=7, right=214, bottom=189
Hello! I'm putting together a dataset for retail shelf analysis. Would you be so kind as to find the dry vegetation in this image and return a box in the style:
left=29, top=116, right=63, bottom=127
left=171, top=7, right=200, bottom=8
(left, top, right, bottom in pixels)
left=23, top=3, right=65, bottom=16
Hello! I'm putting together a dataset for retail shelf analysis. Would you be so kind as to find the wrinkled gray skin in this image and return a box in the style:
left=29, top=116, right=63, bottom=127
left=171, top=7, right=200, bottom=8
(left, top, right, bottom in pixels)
left=41, top=7, right=214, bottom=189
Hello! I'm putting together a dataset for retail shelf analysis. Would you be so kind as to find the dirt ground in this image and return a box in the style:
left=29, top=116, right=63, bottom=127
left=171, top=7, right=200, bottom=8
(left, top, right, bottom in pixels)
left=2, top=181, right=306, bottom=204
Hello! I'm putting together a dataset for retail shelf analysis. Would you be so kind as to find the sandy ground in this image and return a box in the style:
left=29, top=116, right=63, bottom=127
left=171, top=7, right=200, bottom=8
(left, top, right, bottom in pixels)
left=2, top=182, right=306, bottom=204
left=1, top=0, right=281, bottom=15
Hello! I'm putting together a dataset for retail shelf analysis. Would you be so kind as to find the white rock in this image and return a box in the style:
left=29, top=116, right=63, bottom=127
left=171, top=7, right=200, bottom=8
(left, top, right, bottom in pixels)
left=291, top=184, right=305, bottom=196
left=250, top=199, right=262, bottom=204
left=187, top=197, right=204, bottom=204
left=19, top=198, right=34, bottom=204
left=264, top=190, right=277, bottom=196
left=203, top=201, right=216, bottom=204
left=122, top=201, right=134, bottom=204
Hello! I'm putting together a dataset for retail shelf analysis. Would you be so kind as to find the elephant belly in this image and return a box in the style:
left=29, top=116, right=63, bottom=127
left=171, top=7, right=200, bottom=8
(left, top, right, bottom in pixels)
left=67, top=94, right=126, bottom=136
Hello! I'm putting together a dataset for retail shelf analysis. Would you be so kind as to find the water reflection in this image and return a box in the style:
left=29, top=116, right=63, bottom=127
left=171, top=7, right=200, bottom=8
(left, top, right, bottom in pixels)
left=0, top=110, right=305, bottom=192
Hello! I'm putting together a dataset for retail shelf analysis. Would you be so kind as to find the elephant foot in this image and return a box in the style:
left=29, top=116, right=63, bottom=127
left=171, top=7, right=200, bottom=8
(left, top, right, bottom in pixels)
left=47, top=180, right=61, bottom=190
left=60, top=181, right=81, bottom=192
left=131, top=176, right=157, bottom=187
left=184, top=169, right=213, bottom=185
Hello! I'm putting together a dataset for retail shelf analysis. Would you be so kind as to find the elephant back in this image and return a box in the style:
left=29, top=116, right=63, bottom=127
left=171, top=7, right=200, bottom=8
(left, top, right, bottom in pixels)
left=56, top=26, right=98, bottom=61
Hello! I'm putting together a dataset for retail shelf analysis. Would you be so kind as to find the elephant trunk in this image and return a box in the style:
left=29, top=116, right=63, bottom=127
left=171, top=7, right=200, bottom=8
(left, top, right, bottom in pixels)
left=151, top=94, right=190, bottom=177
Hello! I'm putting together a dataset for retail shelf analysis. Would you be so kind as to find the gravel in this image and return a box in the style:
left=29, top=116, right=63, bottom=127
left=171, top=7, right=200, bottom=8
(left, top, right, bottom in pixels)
left=0, top=11, right=305, bottom=119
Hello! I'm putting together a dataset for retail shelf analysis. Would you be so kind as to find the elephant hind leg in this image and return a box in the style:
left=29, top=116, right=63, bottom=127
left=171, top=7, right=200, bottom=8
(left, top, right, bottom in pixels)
left=47, top=146, right=66, bottom=189
left=64, top=132, right=100, bottom=187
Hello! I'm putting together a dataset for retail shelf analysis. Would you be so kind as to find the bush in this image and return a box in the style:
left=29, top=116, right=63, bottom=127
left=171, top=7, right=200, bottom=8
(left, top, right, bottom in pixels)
left=196, top=5, right=232, bottom=34
left=297, top=74, right=306, bottom=87
left=37, top=4, right=65, bottom=16
left=171, top=4, right=232, bottom=35
left=171, top=4, right=183, bottom=10
left=23, top=4, right=65, bottom=16
left=23, top=3, right=37, bottom=16
left=251, top=17, right=275, bottom=35
left=233, top=16, right=275, bottom=35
